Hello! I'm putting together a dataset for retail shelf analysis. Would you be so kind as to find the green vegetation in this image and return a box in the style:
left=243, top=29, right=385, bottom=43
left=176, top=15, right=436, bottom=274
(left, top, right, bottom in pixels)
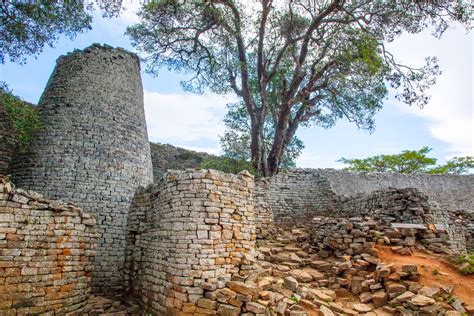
left=200, top=157, right=260, bottom=177
left=127, top=0, right=470, bottom=176
left=220, top=102, right=304, bottom=170
left=453, top=253, right=474, bottom=275
left=0, top=85, right=41, bottom=150
left=339, top=147, right=473, bottom=174
left=0, top=0, right=133, bottom=64
left=1, top=0, right=93, bottom=64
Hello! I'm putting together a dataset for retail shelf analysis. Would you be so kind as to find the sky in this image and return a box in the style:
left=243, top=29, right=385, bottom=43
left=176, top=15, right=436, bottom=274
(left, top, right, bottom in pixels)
left=1, top=5, right=472, bottom=169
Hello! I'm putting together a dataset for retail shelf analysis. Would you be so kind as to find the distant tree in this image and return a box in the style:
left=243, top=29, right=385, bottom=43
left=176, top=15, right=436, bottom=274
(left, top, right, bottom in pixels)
left=429, top=156, right=474, bottom=175
left=127, top=0, right=472, bottom=176
left=339, top=147, right=474, bottom=174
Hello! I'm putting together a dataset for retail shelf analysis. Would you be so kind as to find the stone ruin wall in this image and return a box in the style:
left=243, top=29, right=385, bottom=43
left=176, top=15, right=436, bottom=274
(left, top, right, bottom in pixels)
left=319, top=169, right=474, bottom=211
left=150, top=142, right=216, bottom=182
left=0, top=177, right=97, bottom=315
left=125, top=169, right=256, bottom=315
left=255, top=169, right=473, bottom=252
left=254, top=169, right=340, bottom=227
left=8, top=44, right=154, bottom=294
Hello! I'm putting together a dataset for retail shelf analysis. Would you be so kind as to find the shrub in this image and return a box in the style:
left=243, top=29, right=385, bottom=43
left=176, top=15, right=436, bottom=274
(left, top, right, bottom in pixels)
left=1, top=84, right=41, bottom=150
left=453, top=253, right=474, bottom=275
left=200, top=156, right=261, bottom=177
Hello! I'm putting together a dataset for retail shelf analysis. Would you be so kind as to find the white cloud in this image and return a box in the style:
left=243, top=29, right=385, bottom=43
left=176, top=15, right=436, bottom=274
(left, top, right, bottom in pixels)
left=387, top=25, right=473, bottom=157
left=144, top=91, right=237, bottom=150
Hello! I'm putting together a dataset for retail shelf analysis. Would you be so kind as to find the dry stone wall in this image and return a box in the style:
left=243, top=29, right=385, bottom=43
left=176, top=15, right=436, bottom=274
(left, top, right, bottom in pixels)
left=319, top=169, right=474, bottom=211
left=0, top=177, right=97, bottom=315
left=338, top=188, right=433, bottom=224
left=126, top=169, right=256, bottom=315
left=150, top=142, right=215, bottom=182
left=9, top=44, right=153, bottom=294
left=254, top=169, right=339, bottom=226
left=256, top=169, right=473, bottom=225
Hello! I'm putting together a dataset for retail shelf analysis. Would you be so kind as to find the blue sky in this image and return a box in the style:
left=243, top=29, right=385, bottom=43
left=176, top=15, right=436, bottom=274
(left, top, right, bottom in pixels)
left=1, top=6, right=472, bottom=168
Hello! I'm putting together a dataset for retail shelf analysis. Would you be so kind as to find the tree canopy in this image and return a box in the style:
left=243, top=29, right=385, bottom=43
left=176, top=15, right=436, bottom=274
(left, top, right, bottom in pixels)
left=0, top=0, right=123, bottom=64
left=339, top=147, right=474, bottom=174
left=127, top=0, right=471, bottom=176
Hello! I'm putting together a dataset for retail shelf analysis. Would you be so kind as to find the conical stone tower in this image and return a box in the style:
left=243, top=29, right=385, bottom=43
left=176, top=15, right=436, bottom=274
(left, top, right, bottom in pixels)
left=10, top=44, right=153, bottom=294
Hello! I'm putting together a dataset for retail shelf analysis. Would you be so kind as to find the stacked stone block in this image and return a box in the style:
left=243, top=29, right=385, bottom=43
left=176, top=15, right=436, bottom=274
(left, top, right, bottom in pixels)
left=254, top=201, right=275, bottom=239
left=9, top=44, right=154, bottom=293
left=0, top=177, right=97, bottom=314
left=254, top=169, right=339, bottom=226
left=310, top=216, right=451, bottom=257
left=126, top=169, right=256, bottom=315
left=319, top=168, right=474, bottom=211
left=310, top=217, right=379, bottom=257
left=150, top=142, right=216, bottom=182
left=338, top=188, right=434, bottom=224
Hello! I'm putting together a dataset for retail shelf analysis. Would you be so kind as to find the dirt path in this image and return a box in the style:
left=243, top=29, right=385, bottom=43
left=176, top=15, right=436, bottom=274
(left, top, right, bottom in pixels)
left=376, top=245, right=474, bottom=304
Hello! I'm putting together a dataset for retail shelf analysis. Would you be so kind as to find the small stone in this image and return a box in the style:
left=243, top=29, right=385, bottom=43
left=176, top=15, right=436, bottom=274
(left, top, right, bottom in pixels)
left=464, top=304, right=474, bottom=314
left=409, top=294, right=435, bottom=307
left=353, top=303, right=372, bottom=312
left=319, top=305, right=335, bottom=316
left=417, top=286, right=440, bottom=298
left=217, top=304, right=241, bottom=316
left=284, top=276, right=299, bottom=291
left=246, top=302, right=266, bottom=313
left=372, top=291, right=388, bottom=308
left=385, top=282, right=406, bottom=294
left=197, top=298, right=218, bottom=310
left=289, top=269, right=313, bottom=283
left=359, top=292, right=373, bottom=303
left=451, top=299, right=466, bottom=313
left=391, top=291, right=415, bottom=304
left=227, top=281, right=258, bottom=297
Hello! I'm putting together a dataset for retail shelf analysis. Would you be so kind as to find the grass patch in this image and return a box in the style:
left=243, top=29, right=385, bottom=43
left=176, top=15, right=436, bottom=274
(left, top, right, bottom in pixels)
left=452, top=253, right=474, bottom=275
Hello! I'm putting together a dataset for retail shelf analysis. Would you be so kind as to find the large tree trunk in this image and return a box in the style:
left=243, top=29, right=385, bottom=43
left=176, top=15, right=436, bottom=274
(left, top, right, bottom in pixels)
left=250, top=118, right=269, bottom=176
left=266, top=106, right=291, bottom=176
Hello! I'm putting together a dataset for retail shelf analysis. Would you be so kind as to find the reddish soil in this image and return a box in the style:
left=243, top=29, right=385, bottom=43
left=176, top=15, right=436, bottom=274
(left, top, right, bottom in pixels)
left=376, top=245, right=474, bottom=304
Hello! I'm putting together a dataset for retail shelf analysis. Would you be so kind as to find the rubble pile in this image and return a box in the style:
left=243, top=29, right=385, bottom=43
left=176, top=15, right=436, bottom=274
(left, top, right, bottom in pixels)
left=168, top=228, right=473, bottom=315
left=310, top=217, right=452, bottom=257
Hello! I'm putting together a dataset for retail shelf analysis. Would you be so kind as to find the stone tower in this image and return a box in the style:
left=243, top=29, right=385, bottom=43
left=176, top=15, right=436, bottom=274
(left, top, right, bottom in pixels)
left=10, top=44, right=153, bottom=294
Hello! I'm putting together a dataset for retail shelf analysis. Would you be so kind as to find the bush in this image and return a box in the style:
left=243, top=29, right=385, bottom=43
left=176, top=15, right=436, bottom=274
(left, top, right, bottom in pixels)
left=200, top=157, right=260, bottom=177
left=452, top=253, right=474, bottom=275
left=1, top=84, right=41, bottom=150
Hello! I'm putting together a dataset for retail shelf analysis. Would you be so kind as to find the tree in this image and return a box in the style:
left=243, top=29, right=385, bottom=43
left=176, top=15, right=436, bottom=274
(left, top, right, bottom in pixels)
left=0, top=0, right=126, bottom=64
left=429, top=156, right=474, bottom=175
left=127, top=0, right=472, bottom=176
left=338, top=147, right=474, bottom=174
left=220, top=102, right=304, bottom=169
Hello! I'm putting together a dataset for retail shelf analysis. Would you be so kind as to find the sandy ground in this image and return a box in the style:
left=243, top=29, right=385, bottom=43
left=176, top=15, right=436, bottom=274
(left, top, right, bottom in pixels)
left=376, top=245, right=474, bottom=304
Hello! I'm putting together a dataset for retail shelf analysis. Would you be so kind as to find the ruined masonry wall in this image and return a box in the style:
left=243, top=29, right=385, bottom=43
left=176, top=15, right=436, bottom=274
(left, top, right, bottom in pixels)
left=126, top=169, right=256, bottom=315
left=150, top=142, right=216, bottom=182
left=319, top=169, right=474, bottom=210
left=254, top=169, right=339, bottom=226
left=255, top=168, right=473, bottom=225
left=9, top=44, right=153, bottom=294
left=0, top=178, right=97, bottom=314
left=338, top=188, right=434, bottom=224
